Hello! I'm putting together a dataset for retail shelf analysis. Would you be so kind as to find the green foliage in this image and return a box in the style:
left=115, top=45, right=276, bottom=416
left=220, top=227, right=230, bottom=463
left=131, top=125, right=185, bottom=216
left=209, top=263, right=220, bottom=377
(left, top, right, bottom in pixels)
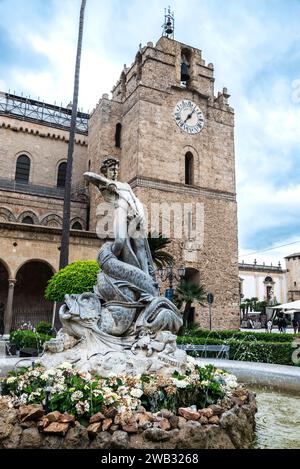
left=45, top=260, right=99, bottom=302
left=3, top=363, right=227, bottom=418
left=147, top=231, right=174, bottom=269
left=141, top=365, right=224, bottom=412
left=175, top=281, right=207, bottom=329
left=9, top=330, right=52, bottom=352
left=175, top=281, right=207, bottom=307
left=177, top=335, right=296, bottom=366
left=36, top=321, right=53, bottom=336
left=181, top=328, right=298, bottom=343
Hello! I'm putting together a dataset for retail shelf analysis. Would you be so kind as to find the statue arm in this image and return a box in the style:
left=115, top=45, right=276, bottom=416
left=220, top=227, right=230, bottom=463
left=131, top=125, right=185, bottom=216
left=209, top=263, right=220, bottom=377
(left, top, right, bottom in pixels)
left=84, top=172, right=109, bottom=189
left=84, top=172, right=118, bottom=195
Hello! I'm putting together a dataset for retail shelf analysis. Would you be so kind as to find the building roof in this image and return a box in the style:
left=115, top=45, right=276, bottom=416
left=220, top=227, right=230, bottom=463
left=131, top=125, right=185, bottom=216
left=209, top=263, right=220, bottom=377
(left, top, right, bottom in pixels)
left=285, top=253, right=300, bottom=259
left=0, top=91, right=89, bottom=135
left=239, top=261, right=284, bottom=273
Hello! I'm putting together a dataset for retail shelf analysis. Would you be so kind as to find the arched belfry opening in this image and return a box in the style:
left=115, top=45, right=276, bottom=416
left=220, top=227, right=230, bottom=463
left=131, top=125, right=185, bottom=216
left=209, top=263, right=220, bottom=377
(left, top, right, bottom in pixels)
left=181, top=48, right=191, bottom=87
left=185, top=152, right=194, bottom=185
left=13, top=261, right=54, bottom=329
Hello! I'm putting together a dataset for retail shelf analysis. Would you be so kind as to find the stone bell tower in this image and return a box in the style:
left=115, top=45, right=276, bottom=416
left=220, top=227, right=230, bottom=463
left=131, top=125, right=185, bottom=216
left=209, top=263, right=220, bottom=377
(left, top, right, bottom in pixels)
left=88, top=34, right=240, bottom=330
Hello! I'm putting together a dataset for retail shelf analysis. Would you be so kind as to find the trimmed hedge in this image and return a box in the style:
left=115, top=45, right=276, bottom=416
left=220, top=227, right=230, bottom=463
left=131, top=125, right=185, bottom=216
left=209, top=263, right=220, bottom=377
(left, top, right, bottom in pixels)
left=181, top=328, right=299, bottom=343
left=35, top=321, right=53, bottom=335
left=10, top=330, right=52, bottom=352
left=45, top=260, right=100, bottom=302
left=177, top=336, right=296, bottom=366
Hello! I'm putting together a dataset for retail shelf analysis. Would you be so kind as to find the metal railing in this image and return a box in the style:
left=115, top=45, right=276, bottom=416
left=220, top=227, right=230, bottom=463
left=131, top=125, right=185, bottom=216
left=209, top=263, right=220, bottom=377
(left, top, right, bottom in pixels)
left=11, top=304, right=53, bottom=331
left=0, top=177, right=88, bottom=201
left=0, top=91, right=89, bottom=134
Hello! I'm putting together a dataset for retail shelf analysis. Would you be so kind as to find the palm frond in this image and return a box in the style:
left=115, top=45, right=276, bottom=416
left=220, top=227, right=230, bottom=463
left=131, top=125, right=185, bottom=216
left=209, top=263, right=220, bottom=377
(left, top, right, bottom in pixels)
left=176, top=280, right=207, bottom=306
left=147, top=231, right=174, bottom=268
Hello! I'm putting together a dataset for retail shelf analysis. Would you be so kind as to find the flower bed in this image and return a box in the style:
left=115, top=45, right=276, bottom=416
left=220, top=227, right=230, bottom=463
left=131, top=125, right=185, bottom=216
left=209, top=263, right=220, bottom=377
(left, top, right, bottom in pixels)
left=0, top=360, right=257, bottom=449
left=2, top=361, right=230, bottom=417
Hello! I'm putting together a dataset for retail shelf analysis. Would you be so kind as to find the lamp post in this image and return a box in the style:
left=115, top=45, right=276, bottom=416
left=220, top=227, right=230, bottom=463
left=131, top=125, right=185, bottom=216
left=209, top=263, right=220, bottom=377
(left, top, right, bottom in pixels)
left=158, top=264, right=186, bottom=301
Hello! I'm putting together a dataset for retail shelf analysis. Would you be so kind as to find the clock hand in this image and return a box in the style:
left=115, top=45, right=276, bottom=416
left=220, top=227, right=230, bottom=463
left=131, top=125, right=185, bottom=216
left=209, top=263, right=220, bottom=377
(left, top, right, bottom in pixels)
left=183, top=106, right=197, bottom=123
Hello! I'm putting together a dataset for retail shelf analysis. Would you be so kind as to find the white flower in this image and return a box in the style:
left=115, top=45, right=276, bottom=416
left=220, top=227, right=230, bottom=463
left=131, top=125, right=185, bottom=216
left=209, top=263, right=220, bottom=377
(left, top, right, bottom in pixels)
left=79, top=371, right=92, bottom=381
left=130, top=388, right=143, bottom=398
left=75, top=401, right=90, bottom=415
left=223, top=375, right=238, bottom=389
left=52, top=383, right=65, bottom=393
left=6, top=376, right=17, bottom=384
left=40, top=369, right=56, bottom=380
left=172, top=378, right=188, bottom=389
left=19, top=394, right=28, bottom=405
left=71, top=390, right=84, bottom=401
left=58, top=362, right=73, bottom=370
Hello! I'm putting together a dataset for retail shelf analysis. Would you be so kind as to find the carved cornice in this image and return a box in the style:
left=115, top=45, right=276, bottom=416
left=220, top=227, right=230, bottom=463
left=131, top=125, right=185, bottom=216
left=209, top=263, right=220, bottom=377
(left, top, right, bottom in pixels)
left=129, top=176, right=236, bottom=202
left=0, top=120, right=88, bottom=146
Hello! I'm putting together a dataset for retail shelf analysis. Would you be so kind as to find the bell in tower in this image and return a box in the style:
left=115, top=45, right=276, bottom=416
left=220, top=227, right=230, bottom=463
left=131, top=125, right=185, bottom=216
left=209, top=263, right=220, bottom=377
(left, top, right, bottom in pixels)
left=162, top=6, right=174, bottom=38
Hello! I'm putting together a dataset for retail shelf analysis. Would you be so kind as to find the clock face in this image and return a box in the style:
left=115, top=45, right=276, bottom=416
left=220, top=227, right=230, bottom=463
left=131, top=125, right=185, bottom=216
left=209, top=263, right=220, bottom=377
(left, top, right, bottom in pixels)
left=173, top=99, right=205, bottom=134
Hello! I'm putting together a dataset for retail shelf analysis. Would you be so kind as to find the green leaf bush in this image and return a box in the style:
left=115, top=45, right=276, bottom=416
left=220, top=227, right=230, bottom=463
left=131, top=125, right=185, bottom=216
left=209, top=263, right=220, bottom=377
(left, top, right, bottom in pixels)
left=36, top=321, right=53, bottom=335
left=177, top=336, right=296, bottom=366
left=45, top=260, right=100, bottom=302
left=10, top=330, right=52, bottom=352
left=181, top=328, right=299, bottom=343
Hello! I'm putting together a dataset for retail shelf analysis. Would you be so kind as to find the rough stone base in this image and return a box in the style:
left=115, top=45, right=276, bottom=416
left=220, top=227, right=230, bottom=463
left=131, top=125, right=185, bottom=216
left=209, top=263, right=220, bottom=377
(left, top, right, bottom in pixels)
left=0, top=393, right=257, bottom=449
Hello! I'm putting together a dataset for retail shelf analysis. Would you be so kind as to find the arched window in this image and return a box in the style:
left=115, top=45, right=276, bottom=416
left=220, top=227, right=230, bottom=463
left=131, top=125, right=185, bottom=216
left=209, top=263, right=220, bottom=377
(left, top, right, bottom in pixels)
left=185, top=152, right=194, bottom=185
left=265, top=276, right=273, bottom=283
left=115, top=123, right=122, bottom=148
left=57, top=162, right=67, bottom=188
left=22, top=216, right=34, bottom=225
left=71, top=221, right=83, bottom=230
left=15, top=155, right=30, bottom=184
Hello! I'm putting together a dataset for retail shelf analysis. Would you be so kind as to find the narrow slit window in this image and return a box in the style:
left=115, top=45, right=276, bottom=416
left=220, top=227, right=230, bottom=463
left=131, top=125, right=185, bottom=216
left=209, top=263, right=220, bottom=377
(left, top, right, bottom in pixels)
left=185, top=152, right=194, bottom=185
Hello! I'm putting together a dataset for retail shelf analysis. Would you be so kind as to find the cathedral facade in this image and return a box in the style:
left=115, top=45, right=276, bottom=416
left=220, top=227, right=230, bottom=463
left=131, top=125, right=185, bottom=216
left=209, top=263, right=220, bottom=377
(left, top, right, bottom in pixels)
left=0, top=36, right=240, bottom=332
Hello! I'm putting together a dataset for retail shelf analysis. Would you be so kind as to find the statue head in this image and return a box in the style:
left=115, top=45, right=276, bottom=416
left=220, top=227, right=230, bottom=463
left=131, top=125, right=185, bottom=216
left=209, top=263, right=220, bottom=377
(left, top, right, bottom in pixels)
left=100, top=157, right=120, bottom=181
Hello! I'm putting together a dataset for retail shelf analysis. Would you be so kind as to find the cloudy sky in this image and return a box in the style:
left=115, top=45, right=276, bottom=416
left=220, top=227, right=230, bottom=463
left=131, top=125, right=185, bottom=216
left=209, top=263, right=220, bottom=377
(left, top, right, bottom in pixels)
left=1, top=0, right=300, bottom=265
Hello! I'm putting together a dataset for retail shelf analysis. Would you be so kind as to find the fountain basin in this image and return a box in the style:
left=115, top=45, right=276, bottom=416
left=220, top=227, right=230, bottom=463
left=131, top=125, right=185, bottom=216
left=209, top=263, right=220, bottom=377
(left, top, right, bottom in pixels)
left=196, top=359, right=300, bottom=392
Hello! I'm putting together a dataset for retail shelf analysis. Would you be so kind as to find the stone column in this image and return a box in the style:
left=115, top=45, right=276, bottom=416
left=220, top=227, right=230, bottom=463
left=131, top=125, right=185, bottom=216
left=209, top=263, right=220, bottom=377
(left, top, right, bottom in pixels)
left=4, top=279, right=16, bottom=335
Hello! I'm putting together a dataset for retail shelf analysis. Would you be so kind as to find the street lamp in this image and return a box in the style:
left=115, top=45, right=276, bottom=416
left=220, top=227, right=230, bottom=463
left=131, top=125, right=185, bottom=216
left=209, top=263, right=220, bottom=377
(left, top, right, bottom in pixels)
left=158, top=264, right=186, bottom=301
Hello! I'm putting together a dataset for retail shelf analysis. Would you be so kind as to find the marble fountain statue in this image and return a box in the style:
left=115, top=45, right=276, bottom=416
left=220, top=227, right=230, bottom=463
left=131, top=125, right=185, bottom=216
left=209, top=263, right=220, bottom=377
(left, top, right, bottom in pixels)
left=42, top=157, right=187, bottom=376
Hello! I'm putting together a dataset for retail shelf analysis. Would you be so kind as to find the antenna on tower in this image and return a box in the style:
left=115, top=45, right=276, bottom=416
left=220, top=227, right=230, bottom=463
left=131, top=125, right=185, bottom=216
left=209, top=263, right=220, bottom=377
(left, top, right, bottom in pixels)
left=162, top=6, right=174, bottom=39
